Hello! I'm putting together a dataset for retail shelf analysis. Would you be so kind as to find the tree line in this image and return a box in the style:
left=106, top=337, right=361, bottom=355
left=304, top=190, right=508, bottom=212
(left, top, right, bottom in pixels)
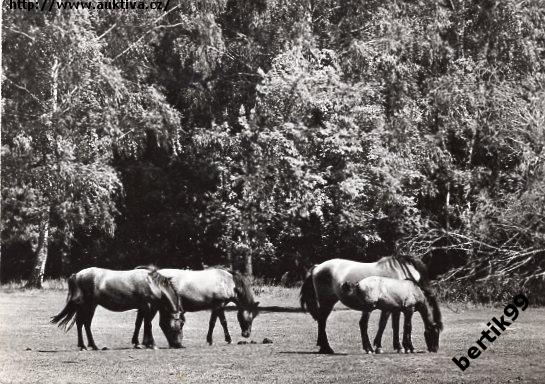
left=2, top=0, right=545, bottom=293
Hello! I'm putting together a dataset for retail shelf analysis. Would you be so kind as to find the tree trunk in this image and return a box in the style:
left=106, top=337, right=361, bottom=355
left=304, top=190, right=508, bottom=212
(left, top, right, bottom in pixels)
left=231, top=234, right=253, bottom=277
left=26, top=216, right=50, bottom=289
left=243, top=247, right=253, bottom=277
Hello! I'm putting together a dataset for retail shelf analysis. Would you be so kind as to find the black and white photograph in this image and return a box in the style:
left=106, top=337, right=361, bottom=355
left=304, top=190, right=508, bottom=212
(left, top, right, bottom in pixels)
left=1, top=1, right=544, bottom=383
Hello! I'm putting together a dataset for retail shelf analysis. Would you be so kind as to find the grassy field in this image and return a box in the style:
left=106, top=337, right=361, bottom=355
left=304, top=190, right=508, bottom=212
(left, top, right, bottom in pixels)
left=1, top=286, right=544, bottom=384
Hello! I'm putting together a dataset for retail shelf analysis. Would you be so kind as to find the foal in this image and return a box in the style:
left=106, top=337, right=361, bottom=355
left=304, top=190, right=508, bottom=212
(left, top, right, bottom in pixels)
left=341, top=276, right=443, bottom=353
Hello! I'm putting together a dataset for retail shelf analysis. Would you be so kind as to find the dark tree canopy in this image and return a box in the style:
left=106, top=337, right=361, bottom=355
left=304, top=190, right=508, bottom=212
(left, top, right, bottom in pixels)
left=2, top=1, right=545, bottom=299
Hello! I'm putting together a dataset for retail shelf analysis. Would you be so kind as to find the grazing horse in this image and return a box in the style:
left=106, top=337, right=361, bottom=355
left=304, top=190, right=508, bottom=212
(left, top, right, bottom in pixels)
left=132, top=269, right=259, bottom=347
left=51, top=266, right=184, bottom=350
left=300, top=256, right=428, bottom=354
left=341, top=276, right=443, bottom=353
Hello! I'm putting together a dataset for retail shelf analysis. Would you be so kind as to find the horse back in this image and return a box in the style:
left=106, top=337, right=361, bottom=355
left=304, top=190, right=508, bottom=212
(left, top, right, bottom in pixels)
left=313, top=258, right=422, bottom=304
left=74, top=267, right=156, bottom=311
left=159, top=269, right=234, bottom=311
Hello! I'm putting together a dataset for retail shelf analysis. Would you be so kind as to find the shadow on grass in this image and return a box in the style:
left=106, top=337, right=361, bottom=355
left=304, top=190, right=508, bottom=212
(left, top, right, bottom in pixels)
left=278, top=351, right=349, bottom=356
left=35, top=347, right=167, bottom=353
left=225, top=305, right=350, bottom=313
left=222, top=305, right=302, bottom=313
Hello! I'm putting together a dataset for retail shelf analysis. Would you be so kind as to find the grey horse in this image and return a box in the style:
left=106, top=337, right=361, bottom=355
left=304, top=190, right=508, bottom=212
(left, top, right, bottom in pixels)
left=132, top=269, right=259, bottom=347
left=300, top=256, right=428, bottom=354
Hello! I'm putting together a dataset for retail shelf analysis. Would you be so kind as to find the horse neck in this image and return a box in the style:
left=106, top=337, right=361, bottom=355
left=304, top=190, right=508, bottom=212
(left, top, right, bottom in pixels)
left=162, top=287, right=179, bottom=312
left=232, top=275, right=255, bottom=309
left=152, top=277, right=178, bottom=312
left=415, top=295, right=435, bottom=329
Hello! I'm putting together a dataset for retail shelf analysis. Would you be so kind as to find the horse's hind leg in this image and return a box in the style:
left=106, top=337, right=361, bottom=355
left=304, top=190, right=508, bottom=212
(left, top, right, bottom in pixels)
left=373, top=311, right=390, bottom=353
left=206, top=310, right=219, bottom=345
left=76, top=309, right=86, bottom=351
left=218, top=309, right=232, bottom=344
left=359, top=311, right=374, bottom=354
left=316, top=301, right=335, bottom=354
left=402, top=309, right=415, bottom=353
left=132, top=309, right=144, bottom=349
left=84, top=305, right=99, bottom=350
left=391, top=311, right=402, bottom=353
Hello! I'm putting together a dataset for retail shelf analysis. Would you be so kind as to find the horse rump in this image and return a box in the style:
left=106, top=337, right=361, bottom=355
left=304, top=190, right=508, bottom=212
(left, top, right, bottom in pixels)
left=50, top=274, right=82, bottom=331
left=300, top=265, right=319, bottom=320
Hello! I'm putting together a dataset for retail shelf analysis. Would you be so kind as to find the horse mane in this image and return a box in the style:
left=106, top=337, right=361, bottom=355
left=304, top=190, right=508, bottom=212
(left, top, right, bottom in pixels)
left=232, top=271, right=256, bottom=308
left=394, top=255, right=430, bottom=285
left=136, top=265, right=180, bottom=310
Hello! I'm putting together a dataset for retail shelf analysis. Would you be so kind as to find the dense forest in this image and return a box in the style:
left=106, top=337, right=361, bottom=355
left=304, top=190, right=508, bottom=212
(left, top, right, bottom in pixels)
left=2, top=0, right=545, bottom=298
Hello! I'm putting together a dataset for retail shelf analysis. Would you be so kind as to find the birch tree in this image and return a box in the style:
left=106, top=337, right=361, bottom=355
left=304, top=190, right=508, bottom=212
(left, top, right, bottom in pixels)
left=1, top=10, right=180, bottom=287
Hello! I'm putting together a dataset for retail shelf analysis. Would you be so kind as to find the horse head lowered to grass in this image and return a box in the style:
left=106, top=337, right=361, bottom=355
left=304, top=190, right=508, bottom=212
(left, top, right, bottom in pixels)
left=342, top=276, right=443, bottom=353
left=51, top=266, right=184, bottom=350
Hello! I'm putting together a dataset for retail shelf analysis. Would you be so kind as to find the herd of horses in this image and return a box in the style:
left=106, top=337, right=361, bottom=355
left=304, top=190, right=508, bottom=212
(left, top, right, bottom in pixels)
left=51, top=256, right=442, bottom=354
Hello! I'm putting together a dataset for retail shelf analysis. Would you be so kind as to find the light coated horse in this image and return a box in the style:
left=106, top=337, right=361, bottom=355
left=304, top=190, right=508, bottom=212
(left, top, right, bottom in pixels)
left=51, top=266, right=184, bottom=350
left=300, top=256, right=428, bottom=354
left=132, top=269, right=259, bottom=347
left=341, top=276, right=443, bottom=353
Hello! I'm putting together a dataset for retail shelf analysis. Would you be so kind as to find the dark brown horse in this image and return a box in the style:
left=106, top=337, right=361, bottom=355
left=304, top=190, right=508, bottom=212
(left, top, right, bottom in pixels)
left=51, top=266, right=184, bottom=350
left=341, top=276, right=443, bottom=353
left=132, top=269, right=259, bottom=347
left=300, top=256, right=428, bottom=354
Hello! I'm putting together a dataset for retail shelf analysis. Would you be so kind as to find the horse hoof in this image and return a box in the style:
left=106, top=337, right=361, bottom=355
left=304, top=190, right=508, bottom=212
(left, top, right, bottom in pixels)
left=396, top=349, right=402, bottom=354
left=101, top=347, right=109, bottom=351
left=318, top=347, right=334, bottom=355
left=375, top=347, right=383, bottom=354
left=89, top=345, right=99, bottom=351
left=134, top=344, right=143, bottom=349
left=145, top=345, right=158, bottom=350
left=79, top=347, right=87, bottom=351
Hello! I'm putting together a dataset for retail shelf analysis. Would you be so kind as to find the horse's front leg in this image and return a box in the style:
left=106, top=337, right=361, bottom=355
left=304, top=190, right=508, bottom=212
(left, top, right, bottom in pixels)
left=359, top=311, right=374, bottom=354
left=206, top=310, right=219, bottom=345
left=218, top=308, right=232, bottom=344
left=142, top=308, right=158, bottom=349
left=392, top=311, right=402, bottom=353
left=132, top=309, right=144, bottom=349
left=402, top=309, right=415, bottom=353
left=373, top=311, right=390, bottom=354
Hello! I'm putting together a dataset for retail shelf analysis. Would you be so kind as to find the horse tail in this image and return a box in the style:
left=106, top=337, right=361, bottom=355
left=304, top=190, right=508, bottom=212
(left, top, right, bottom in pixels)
left=50, top=274, right=82, bottom=331
left=300, top=265, right=319, bottom=321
